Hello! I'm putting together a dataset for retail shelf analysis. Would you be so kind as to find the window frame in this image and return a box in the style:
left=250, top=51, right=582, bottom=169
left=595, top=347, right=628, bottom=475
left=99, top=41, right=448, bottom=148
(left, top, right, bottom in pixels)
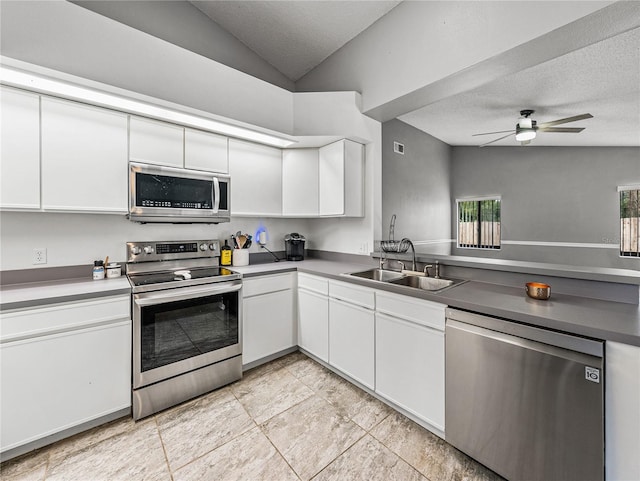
left=618, top=184, right=640, bottom=258
left=456, top=196, right=502, bottom=250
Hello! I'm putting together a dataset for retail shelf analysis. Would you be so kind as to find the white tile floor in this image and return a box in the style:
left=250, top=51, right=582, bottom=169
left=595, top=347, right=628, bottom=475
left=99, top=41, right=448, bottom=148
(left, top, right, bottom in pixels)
left=1, top=352, right=504, bottom=481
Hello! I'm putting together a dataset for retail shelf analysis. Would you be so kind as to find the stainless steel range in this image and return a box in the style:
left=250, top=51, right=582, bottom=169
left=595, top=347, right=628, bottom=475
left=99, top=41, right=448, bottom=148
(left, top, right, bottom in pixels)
left=126, top=240, right=242, bottom=420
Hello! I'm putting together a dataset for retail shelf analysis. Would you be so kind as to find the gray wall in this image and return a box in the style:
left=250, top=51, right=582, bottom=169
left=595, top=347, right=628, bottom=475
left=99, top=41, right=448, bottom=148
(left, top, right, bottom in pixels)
left=71, top=1, right=294, bottom=91
left=450, top=146, right=640, bottom=269
left=382, top=120, right=451, bottom=255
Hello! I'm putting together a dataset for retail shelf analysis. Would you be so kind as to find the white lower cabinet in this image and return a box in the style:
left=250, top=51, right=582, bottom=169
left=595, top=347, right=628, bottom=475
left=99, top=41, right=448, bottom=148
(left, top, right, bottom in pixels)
left=242, top=273, right=295, bottom=366
left=605, top=341, right=640, bottom=481
left=328, top=297, right=375, bottom=389
left=375, top=291, right=446, bottom=432
left=0, top=296, right=131, bottom=455
left=298, top=274, right=329, bottom=362
left=375, top=311, right=445, bottom=431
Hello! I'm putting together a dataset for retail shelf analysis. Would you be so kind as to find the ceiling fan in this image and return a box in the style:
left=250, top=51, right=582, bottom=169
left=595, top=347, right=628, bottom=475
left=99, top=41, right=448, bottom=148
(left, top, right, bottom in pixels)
left=473, top=109, right=593, bottom=147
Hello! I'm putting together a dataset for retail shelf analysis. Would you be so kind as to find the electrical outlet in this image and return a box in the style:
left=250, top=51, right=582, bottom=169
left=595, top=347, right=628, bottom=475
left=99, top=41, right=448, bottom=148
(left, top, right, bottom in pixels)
left=33, top=248, right=47, bottom=265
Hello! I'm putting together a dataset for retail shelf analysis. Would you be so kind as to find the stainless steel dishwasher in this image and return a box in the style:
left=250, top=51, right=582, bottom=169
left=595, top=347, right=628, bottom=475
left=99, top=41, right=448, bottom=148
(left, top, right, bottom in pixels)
left=445, top=308, right=604, bottom=481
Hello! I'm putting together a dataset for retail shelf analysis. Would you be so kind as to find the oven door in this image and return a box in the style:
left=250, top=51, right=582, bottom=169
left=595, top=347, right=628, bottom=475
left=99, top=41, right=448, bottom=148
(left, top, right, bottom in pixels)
left=132, top=280, right=242, bottom=389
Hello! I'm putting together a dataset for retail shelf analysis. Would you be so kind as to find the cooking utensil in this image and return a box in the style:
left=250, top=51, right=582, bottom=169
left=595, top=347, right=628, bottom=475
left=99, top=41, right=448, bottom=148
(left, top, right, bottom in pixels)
left=237, top=234, right=247, bottom=249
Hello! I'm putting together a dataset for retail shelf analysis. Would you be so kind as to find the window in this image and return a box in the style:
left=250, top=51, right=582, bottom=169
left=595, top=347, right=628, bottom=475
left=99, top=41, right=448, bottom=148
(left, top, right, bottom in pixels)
left=457, top=197, right=501, bottom=249
left=619, top=186, right=639, bottom=257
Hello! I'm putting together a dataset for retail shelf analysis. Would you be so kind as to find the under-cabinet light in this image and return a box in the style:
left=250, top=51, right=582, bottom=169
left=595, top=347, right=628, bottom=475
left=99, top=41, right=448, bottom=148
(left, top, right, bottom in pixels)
left=0, top=66, right=296, bottom=148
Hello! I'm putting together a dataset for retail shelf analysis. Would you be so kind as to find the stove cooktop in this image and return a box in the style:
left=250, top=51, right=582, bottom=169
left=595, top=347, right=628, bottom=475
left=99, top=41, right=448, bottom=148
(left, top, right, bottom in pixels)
left=128, top=266, right=236, bottom=287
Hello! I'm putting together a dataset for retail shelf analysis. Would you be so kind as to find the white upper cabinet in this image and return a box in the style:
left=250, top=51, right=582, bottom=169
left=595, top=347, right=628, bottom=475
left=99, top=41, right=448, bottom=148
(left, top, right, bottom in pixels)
left=282, top=149, right=319, bottom=216
left=319, top=139, right=364, bottom=217
left=0, top=87, right=41, bottom=210
left=129, top=116, right=184, bottom=168
left=130, top=117, right=229, bottom=173
left=184, top=128, right=228, bottom=173
left=41, top=98, right=128, bottom=213
left=228, top=138, right=282, bottom=216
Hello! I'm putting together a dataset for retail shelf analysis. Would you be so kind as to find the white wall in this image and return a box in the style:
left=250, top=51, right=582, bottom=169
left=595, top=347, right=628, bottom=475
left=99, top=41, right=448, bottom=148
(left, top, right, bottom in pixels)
left=0, top=0, right=294, bottom=134
left=296, top=1, right=612, bottom=115
left=0, top=212, right=309, bottom=271
left=294, top=92, right=383, bottom=254
left=0, top=1, right=384, bottom=267
left=70, top=0, right=295, bottom=91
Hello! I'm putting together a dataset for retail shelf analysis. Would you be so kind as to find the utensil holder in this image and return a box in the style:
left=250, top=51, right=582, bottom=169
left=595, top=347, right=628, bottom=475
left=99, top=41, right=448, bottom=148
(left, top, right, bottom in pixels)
left=232, top=248, right=249, bottom=266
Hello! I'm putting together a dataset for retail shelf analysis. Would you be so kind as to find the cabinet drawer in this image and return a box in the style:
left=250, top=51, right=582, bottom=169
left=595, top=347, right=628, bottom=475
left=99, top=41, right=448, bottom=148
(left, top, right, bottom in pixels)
left=375, top=291, right=445, bottom=331
left=1, top=295, right=130, bottom=342
left=298, top=273, right=329, bottom=295
left=243, top=273, right=293, bottom=297
left=329, top=280, right=374, bottom=309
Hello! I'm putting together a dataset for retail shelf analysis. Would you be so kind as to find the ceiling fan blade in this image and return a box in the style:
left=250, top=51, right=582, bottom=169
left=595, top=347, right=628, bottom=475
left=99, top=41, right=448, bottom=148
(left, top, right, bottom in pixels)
left=479, top=132, right=515, bottom=147
left=472, top=130, right=514, bottom=137
left=537, top=113, right=593, bottom=128
left=538, top=127, right=586, bottom=133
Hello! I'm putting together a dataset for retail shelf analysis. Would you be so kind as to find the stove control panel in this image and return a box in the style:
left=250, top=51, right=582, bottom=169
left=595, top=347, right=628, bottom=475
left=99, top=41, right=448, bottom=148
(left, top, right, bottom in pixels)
left=127, top=240, right=221, bottom=263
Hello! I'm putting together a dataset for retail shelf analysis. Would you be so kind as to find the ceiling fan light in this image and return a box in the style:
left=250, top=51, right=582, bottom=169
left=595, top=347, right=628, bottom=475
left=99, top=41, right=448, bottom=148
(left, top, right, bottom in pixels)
left=515, top=128, right=536, bottom=142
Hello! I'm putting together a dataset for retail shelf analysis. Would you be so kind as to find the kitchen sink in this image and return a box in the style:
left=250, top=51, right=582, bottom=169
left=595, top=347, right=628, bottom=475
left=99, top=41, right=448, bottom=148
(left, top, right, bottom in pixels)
left=348, top=268, right=405, bottom=282
left=388, top=275, right=464, bottom=291
left=344, top=268, right=465, bottom=292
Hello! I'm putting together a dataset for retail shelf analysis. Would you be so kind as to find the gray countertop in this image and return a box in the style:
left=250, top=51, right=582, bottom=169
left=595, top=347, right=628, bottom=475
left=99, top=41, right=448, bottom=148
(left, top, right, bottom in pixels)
left=234, top=259, right=640, bottom=347
left=2, top=260, right=639, bottom=347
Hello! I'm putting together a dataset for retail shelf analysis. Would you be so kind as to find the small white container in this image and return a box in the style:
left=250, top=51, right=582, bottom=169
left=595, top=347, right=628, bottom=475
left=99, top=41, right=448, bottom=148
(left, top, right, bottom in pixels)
left=232, top=249, right=249, bottom=267
left=106, top=263, right=122, bottom=278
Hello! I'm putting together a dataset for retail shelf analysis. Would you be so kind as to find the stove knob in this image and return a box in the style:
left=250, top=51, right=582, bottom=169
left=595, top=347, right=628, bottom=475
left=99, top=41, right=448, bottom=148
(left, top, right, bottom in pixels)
left=143, top=245, right=155, bottom=255
left=199, top=243, right=208, bottom=251
left=131, top=246, right=141, bottom=255
left=208, top=243, right=218, bottom=252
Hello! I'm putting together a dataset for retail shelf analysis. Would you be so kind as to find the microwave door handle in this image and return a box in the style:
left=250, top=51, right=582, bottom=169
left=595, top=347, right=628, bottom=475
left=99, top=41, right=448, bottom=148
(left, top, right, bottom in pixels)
left=212, top=177, right=220, bottom=214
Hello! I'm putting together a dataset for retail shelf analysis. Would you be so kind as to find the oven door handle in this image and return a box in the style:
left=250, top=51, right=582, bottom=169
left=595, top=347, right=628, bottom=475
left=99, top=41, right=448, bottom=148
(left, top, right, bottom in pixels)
left=134, top=281, right=241, bottom=306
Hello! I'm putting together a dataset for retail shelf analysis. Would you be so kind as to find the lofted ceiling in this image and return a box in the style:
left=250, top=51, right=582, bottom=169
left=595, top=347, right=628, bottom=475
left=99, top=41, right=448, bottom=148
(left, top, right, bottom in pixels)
left=398, top=26, right=640, bottom=147
left=190, top=0, right=401, bottom=81
left=188, top=1, right=639, bottom=148
left=73, top=1, right=639, bottom=148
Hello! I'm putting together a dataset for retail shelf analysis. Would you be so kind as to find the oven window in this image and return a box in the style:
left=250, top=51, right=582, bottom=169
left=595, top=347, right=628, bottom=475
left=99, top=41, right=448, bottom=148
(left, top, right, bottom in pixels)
left=140, top=292, right=238, bottom=372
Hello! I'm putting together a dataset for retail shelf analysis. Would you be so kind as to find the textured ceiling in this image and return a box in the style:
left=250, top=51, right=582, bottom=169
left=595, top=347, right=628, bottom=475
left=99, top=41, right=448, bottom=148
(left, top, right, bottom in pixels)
left=398, top=27, right=640, bottom=147
left=190, top=0, right=400, bottom=81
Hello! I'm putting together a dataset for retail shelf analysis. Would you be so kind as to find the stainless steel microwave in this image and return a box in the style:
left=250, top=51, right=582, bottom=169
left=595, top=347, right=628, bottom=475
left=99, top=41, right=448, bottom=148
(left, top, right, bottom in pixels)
left=128, top=162, right=231, bottom=223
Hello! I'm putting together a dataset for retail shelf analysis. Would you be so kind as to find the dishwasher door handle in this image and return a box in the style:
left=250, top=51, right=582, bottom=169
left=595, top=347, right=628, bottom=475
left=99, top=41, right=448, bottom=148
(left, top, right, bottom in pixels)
left=447, top=319, right=601, bottom=366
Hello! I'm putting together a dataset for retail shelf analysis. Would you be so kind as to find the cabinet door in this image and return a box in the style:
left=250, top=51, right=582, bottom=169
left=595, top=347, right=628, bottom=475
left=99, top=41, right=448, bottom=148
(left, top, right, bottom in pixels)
left=243, top=289, right=295, bottom=365
left=184, top=128, right=228, bottom=173
left=282, top=149, right=319, bottom=216
left=298, top=288, right=329, bottom=362
left=319, top=139, right=364, bottom=217
left=0, top=321, right=131, bottom=452
left=0, top=87, right=40, bottom=210
left=375, top=312, right=444, bottom=431
left=319, top=140, right=344, bottom=216
left=129, top=116, right=183, bottom=167
left=328, top=298, right=375, bottom=389
left=229, top=139, right=282, bottom=216
left=41, top=98, right=128, bottom=212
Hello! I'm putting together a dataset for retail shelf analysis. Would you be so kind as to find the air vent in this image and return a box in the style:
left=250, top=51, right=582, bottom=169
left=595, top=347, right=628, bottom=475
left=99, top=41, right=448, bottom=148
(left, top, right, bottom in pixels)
left=393, top=141, right=405, bottom=155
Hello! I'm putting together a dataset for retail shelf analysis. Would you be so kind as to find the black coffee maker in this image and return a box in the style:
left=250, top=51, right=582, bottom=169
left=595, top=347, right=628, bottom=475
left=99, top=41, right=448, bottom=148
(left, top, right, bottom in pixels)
left=284, top=233, right=306, bottom=261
